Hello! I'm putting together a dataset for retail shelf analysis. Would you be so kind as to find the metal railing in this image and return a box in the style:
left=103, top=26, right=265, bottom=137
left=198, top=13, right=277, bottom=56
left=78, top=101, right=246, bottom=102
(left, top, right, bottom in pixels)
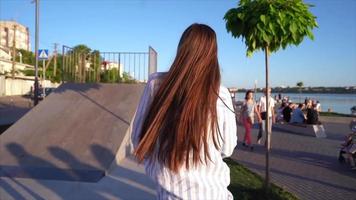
left=61, top=46, right=157, bottom=83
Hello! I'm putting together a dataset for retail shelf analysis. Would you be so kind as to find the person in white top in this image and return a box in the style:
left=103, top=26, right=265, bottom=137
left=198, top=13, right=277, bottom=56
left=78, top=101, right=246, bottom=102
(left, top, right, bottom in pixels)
left=257, top=88, right=275, bottom=144
left=131, top=24, right=237, bottom=200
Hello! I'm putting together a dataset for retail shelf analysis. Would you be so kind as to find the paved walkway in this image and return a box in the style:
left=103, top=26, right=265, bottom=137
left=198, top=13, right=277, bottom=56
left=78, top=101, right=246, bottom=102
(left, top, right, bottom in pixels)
left=232, top=117, right=356, bottom=200
left=0, top=95, right=33, bottom=126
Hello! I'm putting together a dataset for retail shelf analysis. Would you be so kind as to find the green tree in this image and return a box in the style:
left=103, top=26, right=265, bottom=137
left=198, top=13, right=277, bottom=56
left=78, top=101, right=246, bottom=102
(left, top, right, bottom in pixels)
left=120, top=72, right=137, bottom=83
left=89, top=50, right=101, bottom=82
left=72, top=44, right=92, bottom=55
left=66, top=45, right=92, bottom=83
left=224, top=0, right=317, bottom=187
left=16, top=49, right=35, bottom=66
left=17, top=49, right=63, bottom=83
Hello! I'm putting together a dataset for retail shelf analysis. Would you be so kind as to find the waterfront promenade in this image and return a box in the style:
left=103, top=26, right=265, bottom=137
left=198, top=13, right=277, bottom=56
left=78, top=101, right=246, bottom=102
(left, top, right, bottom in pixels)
left=232, top=116, right=356, bottom=200
left=0, top=91, right=353, bottom=195
left=1, top=116, right=355, bottom=199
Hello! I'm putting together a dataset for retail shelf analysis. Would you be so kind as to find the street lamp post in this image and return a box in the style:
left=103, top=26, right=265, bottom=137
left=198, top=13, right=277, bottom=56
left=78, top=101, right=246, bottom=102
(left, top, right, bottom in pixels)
left=34, top=0, right=39, bottom=105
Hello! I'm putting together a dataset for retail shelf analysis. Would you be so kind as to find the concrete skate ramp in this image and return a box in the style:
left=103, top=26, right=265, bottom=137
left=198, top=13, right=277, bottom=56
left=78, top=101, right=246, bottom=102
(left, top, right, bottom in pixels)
left=0, top=83, right=144, bottom=182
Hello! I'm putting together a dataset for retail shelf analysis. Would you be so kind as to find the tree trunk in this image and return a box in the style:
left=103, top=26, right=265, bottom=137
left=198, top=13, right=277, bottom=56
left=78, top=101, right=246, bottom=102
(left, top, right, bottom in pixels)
left=264, top=46, right=271, bottom=189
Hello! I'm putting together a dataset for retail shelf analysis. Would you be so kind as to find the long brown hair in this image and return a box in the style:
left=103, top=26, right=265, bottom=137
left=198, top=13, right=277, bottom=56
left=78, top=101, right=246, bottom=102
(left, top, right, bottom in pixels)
left=134, top=23, right=221, bottom=173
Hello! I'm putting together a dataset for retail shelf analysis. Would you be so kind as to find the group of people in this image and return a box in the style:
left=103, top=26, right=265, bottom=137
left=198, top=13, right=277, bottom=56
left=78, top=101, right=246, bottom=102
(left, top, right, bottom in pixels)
left=277, top=98, right=321, bottom=125
left=240, top=88, right=275, bottom=150
left=240, top=89, right=324, bottom=150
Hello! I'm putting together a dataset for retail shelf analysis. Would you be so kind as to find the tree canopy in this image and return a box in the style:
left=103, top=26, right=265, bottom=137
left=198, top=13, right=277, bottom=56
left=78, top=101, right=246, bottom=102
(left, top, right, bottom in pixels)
left=296, top=81, right=304, bottom=88
left=72, top=44, right=92, bottom=55
left=224, top=0, right=318, bottom=56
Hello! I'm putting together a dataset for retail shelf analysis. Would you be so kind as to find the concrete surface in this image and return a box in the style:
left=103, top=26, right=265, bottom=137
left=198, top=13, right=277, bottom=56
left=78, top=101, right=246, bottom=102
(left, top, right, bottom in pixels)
left=0, top=83, right=144, bottom=182
left=0, top=82, right=157, bottom=200
left=0, top=156, right=156, bottom=200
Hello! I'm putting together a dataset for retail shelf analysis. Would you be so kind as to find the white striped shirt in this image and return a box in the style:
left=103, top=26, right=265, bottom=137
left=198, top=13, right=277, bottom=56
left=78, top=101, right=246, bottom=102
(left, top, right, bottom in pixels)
left=131, top=72, right=237, bottom=200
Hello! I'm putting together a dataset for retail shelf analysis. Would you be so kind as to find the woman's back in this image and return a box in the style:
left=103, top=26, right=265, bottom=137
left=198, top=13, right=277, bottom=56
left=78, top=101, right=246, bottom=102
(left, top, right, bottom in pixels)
left=131, top=23, right=237, bottom=200
left=132, top=72, right=237, bottom=199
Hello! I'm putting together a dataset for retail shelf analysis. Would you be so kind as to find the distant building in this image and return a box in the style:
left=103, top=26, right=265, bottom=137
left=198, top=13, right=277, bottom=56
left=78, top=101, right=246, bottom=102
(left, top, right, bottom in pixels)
left=0, top=21, right=30, bottom=51
left=0, top=21, right=33, bottom=75
left=0, top=46, right=12, bottom=60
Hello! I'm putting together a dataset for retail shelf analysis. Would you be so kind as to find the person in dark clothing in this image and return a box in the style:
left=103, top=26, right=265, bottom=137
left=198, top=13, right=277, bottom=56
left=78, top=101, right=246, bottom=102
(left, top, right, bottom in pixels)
left=307, top=104, right=319, bottom=124
left=283, top=103, right=293, bottom=122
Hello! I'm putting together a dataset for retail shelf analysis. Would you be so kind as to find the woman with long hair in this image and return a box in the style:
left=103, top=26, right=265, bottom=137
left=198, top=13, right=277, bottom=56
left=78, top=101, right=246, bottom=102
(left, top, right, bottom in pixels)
left=131, top=23, right=237, bottom=199
left=241, top=90, right=261, bottom=150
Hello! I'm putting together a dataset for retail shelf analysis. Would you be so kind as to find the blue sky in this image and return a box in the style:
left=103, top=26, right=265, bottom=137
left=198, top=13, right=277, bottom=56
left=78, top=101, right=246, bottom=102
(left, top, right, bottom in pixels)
left=1, top=0, right=355, bottom=88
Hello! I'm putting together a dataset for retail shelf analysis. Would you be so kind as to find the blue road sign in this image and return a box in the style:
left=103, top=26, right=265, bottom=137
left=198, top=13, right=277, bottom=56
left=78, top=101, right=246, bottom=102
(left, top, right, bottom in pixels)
left=38, top=49, right=49, bottom=60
